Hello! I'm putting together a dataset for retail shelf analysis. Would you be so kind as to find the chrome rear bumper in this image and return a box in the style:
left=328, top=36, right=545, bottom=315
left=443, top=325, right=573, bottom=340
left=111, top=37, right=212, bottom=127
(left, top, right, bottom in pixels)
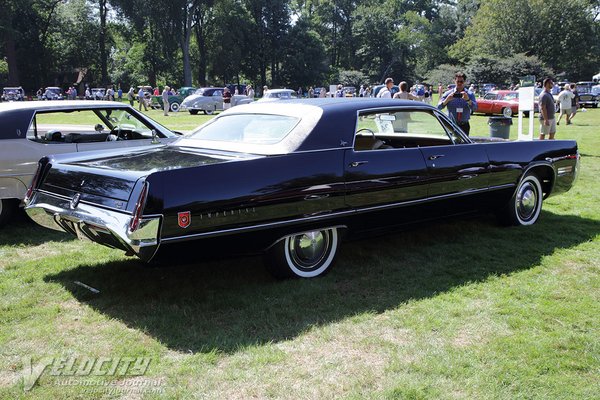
left=25, top=191, right=161, bottom=262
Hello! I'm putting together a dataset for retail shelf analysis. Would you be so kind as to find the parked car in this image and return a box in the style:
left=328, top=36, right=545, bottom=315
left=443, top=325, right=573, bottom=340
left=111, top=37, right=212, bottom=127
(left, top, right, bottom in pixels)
left=179, top=87, right=253, bottom=115
left=480, top=83, right=497, bottom=96
left=25, top=98, right=579, bottom=279
left=257, top=89, right=297, bottom=102
left=90, top=88, right=106, bottom=100
left=576, top=81, right=599, bottom=108
left=1, top=87, right=25, bottom=102
left=476, top=90, right=519, bottom=117
left=342, top=86, right=356, bottom=97
left=150, top=86, right=197, bottom=112
left=42, top=87, right=64, bottom=100
left=0, top=101, right=181, bottom=226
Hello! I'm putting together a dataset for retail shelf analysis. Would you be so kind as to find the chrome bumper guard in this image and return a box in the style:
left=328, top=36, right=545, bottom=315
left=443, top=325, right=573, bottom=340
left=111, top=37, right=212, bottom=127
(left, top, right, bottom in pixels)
left=25, top=191, right=161, bottom=262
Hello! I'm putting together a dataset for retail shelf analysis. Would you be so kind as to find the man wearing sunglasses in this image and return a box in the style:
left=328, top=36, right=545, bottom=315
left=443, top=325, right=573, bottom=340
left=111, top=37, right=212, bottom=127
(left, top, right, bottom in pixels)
left=438, top=72, right=478, bottom=135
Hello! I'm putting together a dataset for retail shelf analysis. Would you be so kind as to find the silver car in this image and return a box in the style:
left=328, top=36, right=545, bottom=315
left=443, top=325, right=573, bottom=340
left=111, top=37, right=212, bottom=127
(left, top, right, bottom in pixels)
left=179, top=87, right=253, bottom=115
left=0, top=101, right=181, bottom=227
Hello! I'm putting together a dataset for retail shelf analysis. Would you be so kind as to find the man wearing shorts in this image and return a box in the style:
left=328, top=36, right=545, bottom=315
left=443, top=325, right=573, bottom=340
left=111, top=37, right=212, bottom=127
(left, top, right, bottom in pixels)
left=539, top=78, right=556, bottom=140
left=569, top=83, right=579, bottom=123
left=556, top=84, right=574, bottom=125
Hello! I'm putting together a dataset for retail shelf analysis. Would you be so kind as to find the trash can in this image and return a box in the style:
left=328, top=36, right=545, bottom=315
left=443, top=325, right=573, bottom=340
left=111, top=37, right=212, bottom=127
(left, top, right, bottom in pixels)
left=488, top=116, right=512, bottom=139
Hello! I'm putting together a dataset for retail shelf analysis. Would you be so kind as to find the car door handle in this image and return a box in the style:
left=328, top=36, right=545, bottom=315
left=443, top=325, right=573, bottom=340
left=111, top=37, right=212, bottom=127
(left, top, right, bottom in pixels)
left=458, top=174, right=477, bottom=180
left=304, top=194, right=330, bottom=201
left=428, top=155, right=445, bottom=160
left=349, top=161, right=368, bottom=168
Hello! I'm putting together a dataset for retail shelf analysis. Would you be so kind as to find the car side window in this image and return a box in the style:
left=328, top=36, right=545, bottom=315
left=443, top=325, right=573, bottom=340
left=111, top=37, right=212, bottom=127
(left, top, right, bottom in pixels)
left=354, top=109, right=455, bottom=151
left=26, top=109, right=156, bottom=143
left=484, top=93, right=496, bottom=100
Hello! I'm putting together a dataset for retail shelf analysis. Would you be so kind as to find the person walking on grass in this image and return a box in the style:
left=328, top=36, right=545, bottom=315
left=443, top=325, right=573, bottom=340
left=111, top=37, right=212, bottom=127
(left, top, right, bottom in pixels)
left=162, top=86, right=170, bottom=116
left=569, top=83, right=579, bottom=123
left=556, top=84, right=574, bottom=126
left=137, top=87, right=148, bottom=111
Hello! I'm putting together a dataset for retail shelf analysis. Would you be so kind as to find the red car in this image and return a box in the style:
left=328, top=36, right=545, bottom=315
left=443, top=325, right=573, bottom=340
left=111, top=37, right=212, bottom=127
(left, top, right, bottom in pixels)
left=476, top=90, right=519, bottom=117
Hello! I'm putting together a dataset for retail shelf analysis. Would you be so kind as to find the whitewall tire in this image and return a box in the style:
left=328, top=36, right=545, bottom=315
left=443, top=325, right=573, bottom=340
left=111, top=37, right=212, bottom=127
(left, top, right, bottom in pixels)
left=498, top=174, right=543, bottom=226
left=266, top=228, right=340, bottom=279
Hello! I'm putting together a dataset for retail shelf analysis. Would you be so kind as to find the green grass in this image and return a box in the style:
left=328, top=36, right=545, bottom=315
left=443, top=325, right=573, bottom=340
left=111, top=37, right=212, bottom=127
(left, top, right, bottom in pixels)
left=0, top=103, right=599, bottom=399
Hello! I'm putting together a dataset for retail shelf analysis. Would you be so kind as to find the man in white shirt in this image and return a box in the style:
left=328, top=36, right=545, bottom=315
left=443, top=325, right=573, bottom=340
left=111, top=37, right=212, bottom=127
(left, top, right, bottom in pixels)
left=556, top=84, right=574, bottom=125
left=377, top=77, right=394, bottom=98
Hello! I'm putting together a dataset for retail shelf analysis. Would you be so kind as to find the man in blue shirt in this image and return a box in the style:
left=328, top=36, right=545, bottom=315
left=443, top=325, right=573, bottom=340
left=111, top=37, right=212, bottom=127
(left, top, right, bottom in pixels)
left=438, top=72, right=478, bottom=135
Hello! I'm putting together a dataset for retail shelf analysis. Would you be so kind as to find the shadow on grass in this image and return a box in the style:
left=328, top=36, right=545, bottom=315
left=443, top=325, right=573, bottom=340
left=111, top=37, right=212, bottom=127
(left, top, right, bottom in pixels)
left=45, top=211, right=600, bottom=354
left=0, top=212, right=73, bottom=246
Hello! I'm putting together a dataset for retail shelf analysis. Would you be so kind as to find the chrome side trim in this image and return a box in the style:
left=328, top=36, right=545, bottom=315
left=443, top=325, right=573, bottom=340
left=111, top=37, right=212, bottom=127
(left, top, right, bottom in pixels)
left=162, top=184, right=515, bottom=244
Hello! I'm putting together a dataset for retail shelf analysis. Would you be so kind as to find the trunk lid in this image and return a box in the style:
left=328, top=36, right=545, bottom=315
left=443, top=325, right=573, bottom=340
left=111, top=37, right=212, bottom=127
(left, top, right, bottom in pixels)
left=39, top=146, right=258, bottom=210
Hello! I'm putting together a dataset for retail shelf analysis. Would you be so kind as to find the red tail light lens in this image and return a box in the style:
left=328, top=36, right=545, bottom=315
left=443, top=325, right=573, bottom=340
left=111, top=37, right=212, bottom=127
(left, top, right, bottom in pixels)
left=129, top=181, right=149, bottom=232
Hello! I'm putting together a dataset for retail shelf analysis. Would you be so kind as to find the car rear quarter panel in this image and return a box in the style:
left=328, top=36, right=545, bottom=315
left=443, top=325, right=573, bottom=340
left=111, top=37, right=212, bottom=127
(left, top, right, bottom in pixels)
left=151, top=149, right=347, bottom=240
left=481, top=139, right=578, bottom=195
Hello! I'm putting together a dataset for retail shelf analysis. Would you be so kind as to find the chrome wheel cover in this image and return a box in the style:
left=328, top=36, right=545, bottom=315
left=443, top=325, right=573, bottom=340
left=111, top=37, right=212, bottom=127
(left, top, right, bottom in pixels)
left=288, top=230, right=330, bottom=271
left=516, top=181, right=537, bottom=221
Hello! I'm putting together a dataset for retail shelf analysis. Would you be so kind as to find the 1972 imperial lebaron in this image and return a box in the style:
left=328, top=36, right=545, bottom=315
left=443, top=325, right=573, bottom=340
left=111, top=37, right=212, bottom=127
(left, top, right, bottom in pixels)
left=25, top=99, right=579, bottom=278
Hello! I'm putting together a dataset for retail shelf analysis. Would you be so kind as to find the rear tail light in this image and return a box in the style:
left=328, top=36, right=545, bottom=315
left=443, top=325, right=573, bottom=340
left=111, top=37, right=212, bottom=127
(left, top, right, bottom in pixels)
left=24, top=162, right=44, bottom=204
left=129, top=181, right=149, bottom=232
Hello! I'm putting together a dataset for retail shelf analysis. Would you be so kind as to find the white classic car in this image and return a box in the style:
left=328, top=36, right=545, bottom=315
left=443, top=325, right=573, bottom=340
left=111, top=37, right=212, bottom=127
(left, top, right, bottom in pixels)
left=0, top=101, right=181, bottom=226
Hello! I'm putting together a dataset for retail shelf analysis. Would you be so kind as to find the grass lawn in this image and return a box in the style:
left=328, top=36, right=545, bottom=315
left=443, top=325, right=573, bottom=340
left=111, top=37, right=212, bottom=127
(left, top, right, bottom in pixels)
left=0, top=101, right=599, bottom=399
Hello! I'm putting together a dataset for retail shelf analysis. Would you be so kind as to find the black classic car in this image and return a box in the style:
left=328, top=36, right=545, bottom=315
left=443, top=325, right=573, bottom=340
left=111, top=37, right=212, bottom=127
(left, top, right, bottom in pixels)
left=25, top=99, right=579, bottom=278
left=576, top=81, right=599, bottom=108
left=1, top=87, right=25, bottom=102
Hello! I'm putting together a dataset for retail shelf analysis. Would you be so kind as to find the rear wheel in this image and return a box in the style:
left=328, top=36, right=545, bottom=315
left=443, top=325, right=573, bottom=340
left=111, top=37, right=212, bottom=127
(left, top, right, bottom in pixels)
left=497, top=174, right=543, bottom=226
left=0, top=199, right=18, bottom=228
left=170, top=102, right=180, bottom=112
left=265, top=228, right=340, bottom=279
left=204, top=106, right=215, bottom=115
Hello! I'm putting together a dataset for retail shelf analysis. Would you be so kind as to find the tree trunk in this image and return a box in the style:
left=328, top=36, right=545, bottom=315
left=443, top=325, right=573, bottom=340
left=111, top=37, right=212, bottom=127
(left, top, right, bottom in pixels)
left=194, top=21, right=208, bottom=86
left=99, top=0, right=108, bottom=85
left=3, top=29, right=20, bottom=86
left=181, top=7, right=193, bottom=87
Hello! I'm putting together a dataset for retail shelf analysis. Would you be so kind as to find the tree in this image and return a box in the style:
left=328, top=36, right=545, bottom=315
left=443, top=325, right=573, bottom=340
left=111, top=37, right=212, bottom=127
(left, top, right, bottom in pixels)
left=280, top=19, right=328, bottom=87
left=451, top=0, right=600, bottom=80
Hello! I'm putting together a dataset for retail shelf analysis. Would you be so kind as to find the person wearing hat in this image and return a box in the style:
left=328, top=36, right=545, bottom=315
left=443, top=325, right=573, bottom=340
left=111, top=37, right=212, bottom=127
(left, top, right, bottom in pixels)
left=246, top=84, right=255, bottom=99
left=162, top=85, right=170, bottom=116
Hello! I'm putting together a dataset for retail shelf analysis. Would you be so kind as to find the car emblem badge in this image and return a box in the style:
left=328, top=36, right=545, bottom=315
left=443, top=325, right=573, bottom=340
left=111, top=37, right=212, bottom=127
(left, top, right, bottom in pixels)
left=178, top=211, right=191, bottom=228
left=70, top=193, right=81, bottom=209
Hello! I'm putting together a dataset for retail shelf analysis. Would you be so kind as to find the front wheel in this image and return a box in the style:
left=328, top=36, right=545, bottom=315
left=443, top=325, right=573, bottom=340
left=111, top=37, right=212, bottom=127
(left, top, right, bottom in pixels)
left=265, top=227, right=340, bottom=279
left=502, top=107, right=513, bottom=118
left=170, top=102, right=180, bottom=112
left=497, top=174, right=543, bottom=226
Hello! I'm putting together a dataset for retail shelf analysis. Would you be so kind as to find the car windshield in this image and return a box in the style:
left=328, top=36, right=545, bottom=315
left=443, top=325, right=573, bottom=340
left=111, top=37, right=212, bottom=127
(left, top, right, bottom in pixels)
left=576, top=84, right=592, bottom=93
left=187, top=114, right=299, bottom=145
left=502, top=93, right=518, bottom=100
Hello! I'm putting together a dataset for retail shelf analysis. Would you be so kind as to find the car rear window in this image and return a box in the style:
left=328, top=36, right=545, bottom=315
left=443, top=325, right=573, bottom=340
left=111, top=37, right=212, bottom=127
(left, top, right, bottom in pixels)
left=187, top=114, right=300, bottom=145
